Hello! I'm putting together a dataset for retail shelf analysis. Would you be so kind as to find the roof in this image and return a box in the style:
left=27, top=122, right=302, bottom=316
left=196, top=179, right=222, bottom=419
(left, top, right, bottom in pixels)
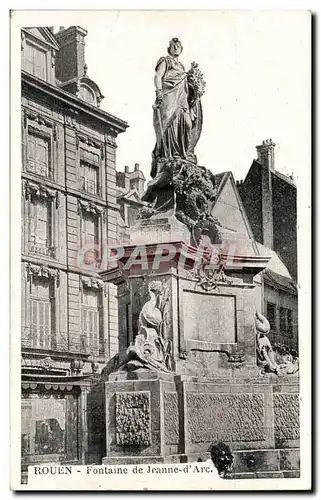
left=210, top=170, right=259, bottom=253
left=244, top=160, right=296, bottom=188
left=256, top=242, right=292, bottom=277
left=264, top=269, right=297, bottom=295
left=212, top=172, right=228, bottom=196
left=129, top=170, right=146, bottom=181
left=256, top=241, right=297, bottom=293
left=117, top=188, right=146, bottom=205
left=22, top=71, right=128, bottom=134
left=22, top=27, right=61, bottom=51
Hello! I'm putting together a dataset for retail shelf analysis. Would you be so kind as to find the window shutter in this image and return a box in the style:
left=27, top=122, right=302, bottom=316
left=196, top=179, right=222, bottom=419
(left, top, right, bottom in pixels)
left=23, top=43, right=34, bottom=74
left=29, top=201, right=36, bottom=244
left=31, top=299, right=38, bottom=345
left=38, top=300, right=44, bottom=347
left=27, top=134, right=36, bottom=169
left=81, top=308, right=86, bottom=350
left=36, top=201, right=49, bottom=247
left=93, top=310, right=99, bottom=347
left=30, top=279, right=52, bottom=349
left=98, top=300, right=104, bottom=355
left=33, top=48, right=46, bottom=80
left=44, top=301, right=51, bottom=348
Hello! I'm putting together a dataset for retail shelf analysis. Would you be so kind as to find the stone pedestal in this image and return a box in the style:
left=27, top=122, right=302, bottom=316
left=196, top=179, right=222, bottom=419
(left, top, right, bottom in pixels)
left=130, top=215, right=191, bottom=245
left=99, top=238, right=300, bottom=477
left=102, top=370, right=181, bottom=465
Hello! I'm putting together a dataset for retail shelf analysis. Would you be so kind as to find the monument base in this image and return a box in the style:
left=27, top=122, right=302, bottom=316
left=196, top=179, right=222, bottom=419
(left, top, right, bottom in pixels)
left=99, top=221, right=300, bottom=479
left=130, top=215, right=191, bottom=245
left=102, top=368, right=300, bottom=478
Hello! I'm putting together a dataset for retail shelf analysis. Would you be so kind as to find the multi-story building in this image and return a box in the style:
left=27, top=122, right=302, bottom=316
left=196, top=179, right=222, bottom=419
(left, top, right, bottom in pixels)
left=21, top=26, right=128, bottom=475
left=237, top=139, right=297, bottom=281
left=237, top=140, right=298, bottom=350
left=116, top=163, right=146, bottom=243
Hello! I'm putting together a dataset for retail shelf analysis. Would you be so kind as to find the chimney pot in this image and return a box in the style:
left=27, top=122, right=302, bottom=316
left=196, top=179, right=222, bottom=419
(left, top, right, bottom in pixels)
left=256, top=139, right=276, bottom=171
left=124, top=165, right=129, bottom=173
left=134, top=163, right=140, bottom=171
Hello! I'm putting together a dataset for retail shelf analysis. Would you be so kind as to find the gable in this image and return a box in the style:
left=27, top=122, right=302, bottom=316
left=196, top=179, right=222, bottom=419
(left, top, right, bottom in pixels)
left=118, top=189, right=143, bottom=204
left=211, top=173, right=258, bottom=256
left=212, top=176, right=251, bottom=235
left=23, top=27, right=60, bottom=50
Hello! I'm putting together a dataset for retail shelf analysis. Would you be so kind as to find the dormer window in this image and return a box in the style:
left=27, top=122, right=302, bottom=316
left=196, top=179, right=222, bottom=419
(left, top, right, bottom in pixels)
left=78, top=85, right=96, bottom=106
left=21, top=28, right=60, bottom=84
left=23, top=42, right=47, bottom=80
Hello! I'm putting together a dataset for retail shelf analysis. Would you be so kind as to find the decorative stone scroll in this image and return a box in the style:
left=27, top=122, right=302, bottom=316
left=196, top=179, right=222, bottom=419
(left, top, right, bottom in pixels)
left=22, top=180, right=60, bottom=208
left=26, top=263, right=60, bottom=286
left=78, top=199, right=105, bottom=219
left=22, top=356, right=55, bottom=372
left=78, top=133, right=103, bottom=152
left=23, top=109, right=55, bottom=131
left=80, top=276, right=104, bottom=290
left=193, top=254, right=233, bottom=292
left=38, top=356, right=54, bottom=371
left=115, top=392, right=151, bottom=447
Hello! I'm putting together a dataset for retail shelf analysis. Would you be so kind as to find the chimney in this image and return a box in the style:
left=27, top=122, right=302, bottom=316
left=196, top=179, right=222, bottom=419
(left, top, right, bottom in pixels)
left=129, top=163, right=146, bottom=197
left=256, top=140, right=275, bottom=249
left=55, top=26, right=88, bottom=82
left=116, top=166, right=130, bottom=192
left=256, top=139, right=275, bottom=171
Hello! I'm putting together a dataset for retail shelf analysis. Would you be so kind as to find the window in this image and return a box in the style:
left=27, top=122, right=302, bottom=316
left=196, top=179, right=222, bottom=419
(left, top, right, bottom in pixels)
left=82, top=211, right=99, bottom=247
left=266, top=302, right=276, bottom=330
left=78, top=86, right=96, bottom=106
left=30, top=277, right=55, bottom=349
left=21, top=398, right=66, bottom=457
left=81, top=288, right=103, bottom=355
left=279, top=307, right=293, bottom=338
left=287, top=309, right=293, bottom=337
left=81, top=211, right=100, bottom=267
left=279, top=307, right=287, bottom=332
left=23, top=42, right=47, bottom=80
left=79, top=148, right=100, bottom=195
left=27, top=131, right=51, bottom=177
left=127, top=206, right=138, bottom=227
left=29, top=198, right=54, bottom=257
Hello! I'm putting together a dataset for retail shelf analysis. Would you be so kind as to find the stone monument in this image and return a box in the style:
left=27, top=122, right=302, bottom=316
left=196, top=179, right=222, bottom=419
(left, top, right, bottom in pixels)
left=99, top=38, right=299, bottom=478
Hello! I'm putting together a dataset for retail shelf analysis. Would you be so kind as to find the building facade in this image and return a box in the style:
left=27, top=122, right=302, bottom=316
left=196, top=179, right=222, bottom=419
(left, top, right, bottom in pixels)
left=237, top=140, right=298, bottom=351
left=237, top=140, right=297, bottom=281
left=21, top=26, right=128, bottom=475
left=116, top=163, right=146, bottom=243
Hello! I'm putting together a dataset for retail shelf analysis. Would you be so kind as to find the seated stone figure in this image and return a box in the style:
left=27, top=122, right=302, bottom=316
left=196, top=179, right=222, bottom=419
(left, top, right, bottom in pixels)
left=255, top=311, right=299, bottom=375
left=103, top=281, right=171, bottom=377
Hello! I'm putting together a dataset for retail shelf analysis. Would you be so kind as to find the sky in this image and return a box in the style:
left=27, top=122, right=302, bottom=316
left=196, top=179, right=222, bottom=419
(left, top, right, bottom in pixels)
left=75, top=10, right=311, bottom=184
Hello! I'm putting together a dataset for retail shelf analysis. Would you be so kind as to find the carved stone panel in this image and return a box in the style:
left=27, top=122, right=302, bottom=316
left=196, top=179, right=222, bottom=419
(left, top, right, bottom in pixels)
left=273, top=393, right=300, bottom=443
left=183, top=291, right=236, bottom=343
left=115, top=392, right=151, bottom=447
left=164, top=392, right=179, bottom=445
left=187, top=393, right=265, bottom=443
